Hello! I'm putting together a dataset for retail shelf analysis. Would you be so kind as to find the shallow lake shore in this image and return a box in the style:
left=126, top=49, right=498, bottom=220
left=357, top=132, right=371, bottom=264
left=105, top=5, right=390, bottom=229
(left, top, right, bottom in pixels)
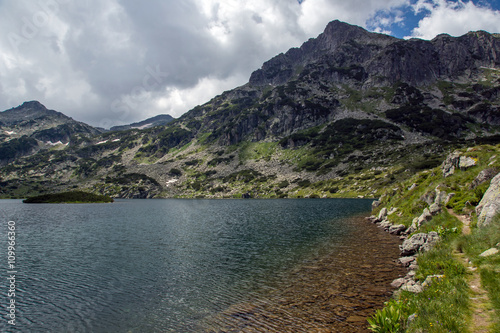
left=202, top=214, right=405, bottom=332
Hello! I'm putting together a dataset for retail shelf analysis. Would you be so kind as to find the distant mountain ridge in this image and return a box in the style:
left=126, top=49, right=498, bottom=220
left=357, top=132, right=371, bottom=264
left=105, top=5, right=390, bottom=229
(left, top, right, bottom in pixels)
left=0, top=101, right=102, bottom=163
left=1, top=21, right=499, bottom=199
left=109, top=114, right=174, bottom=132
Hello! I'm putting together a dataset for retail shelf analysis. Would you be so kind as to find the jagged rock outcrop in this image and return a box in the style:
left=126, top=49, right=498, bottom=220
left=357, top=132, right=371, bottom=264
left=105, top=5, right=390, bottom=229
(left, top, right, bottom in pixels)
left=250, top=21, right=500, bottom=88
left=476, top=172, right=500, bottom=227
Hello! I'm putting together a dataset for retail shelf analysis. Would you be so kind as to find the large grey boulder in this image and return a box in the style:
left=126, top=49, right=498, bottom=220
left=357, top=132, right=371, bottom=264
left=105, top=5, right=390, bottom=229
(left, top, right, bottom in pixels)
left=442, top=151, right=477, bottom=177
left=442, top=152, right=461, bottom=177
left=460, top=156, right=477, bottom=169
left=471, top=168, right=498, bottom=189
left=476, top=173, right=500, bottom=227
left=400, top=232, right=440, bottom=256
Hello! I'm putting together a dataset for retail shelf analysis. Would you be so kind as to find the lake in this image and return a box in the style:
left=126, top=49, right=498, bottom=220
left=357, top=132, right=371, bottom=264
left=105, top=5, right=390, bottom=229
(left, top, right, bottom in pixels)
left=0, top=199, right=403, bottom=332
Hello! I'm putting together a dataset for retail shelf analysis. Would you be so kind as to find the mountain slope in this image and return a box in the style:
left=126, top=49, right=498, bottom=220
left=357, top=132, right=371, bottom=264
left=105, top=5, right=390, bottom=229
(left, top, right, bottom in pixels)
left=0, top=101, right=102, bottom=164
left=1, top=21, right=499, bottom=199
left=109, top=114, right=174, bottom=132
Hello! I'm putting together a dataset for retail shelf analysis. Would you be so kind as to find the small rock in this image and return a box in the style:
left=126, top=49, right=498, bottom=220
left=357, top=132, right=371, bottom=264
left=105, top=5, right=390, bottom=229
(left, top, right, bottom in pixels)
left=399, top=256, right=416, bottom=267
left=470, top=168, right=498, bottom=189
left=408, top=183, right=417, bottom=191
left=389, top=224, right=407, bottom=235
left=429, top=203, right=441, bottom=215
left=479, top=248, right=499, bottom=257
left=409, top=263, right=419, bottom=270
left=401, top=281, right=423, bottom=293
left=391, top=278, right=406, bottom=288
left=406, top=270, right=416, bottom=278
left=421, top=231, right=440, bottom=252
left=422, top=274, right=445, bottom=288
left=372, top=200, right=381, bottom=209
left=442, top=151, right=461, bottom=177
left=407, top=313, right=417, bottom=325
left=378, top=207, right=388, bottom=220
left=417, top=208, right=432, bottom=227
left=434, top=187, right=448, bottom=205
left=388, top=207, right=398, bottom=215
left=421, top=191, right=436, bottom=205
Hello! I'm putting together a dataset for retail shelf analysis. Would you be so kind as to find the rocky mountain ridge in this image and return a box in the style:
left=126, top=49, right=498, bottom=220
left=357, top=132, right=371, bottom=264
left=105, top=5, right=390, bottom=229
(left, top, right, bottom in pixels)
left=1, top=21, right=499, bottom=199
left=0, top=101, right=102, bottom=164
left=109, top=114, right=174, bottom=132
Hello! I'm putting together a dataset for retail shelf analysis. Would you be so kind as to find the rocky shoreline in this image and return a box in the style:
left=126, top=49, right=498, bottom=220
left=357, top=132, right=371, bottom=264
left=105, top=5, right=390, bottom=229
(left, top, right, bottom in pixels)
left=366, top=199, right=444, bottom=298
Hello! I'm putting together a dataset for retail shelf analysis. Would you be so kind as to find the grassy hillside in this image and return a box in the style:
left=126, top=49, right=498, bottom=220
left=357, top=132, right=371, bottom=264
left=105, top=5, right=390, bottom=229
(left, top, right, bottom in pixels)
left=368, top=144, right=500, bottom=333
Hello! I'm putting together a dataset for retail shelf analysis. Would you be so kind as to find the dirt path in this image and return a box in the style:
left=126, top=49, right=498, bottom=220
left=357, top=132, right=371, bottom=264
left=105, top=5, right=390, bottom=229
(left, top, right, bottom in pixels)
left=448, top=209, right=495, bottom=332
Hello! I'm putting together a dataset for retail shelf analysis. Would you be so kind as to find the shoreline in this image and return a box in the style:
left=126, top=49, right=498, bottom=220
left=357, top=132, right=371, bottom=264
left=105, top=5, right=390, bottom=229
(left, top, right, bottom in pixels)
left=201, top=213, right=405, bottom=332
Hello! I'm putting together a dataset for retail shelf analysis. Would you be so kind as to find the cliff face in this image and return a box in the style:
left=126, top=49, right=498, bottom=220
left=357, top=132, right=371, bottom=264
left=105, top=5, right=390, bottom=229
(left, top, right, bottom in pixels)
left=172, top=21, right=499, bottom=148
left=250, top=21, right=500, bottom=87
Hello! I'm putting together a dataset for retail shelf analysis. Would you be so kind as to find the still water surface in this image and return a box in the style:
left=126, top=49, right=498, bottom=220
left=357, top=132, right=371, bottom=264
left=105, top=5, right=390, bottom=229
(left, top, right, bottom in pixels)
left=0, top=198, right=374, bottom=332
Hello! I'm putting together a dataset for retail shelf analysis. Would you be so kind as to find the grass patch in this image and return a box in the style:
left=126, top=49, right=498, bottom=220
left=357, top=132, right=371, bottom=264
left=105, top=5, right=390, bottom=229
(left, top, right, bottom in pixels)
left=459, top=216, right=500, bottom=331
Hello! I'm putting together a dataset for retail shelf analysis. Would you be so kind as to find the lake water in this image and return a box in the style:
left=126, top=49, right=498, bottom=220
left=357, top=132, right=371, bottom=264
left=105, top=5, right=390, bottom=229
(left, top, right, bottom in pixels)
left=0, top=198, right=402, bottom=332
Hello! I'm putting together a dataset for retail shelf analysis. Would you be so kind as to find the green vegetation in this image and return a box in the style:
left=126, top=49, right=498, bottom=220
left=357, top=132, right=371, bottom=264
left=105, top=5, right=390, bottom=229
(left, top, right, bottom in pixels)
left=23, top=191, right=113, bottom=203
left=369, top=144, right=500, bottom=332
left=368, top=299, right=403, bottom=333
left=0, top=136, right=38, bottom=160
left=459, top=217, right=500, bottom=332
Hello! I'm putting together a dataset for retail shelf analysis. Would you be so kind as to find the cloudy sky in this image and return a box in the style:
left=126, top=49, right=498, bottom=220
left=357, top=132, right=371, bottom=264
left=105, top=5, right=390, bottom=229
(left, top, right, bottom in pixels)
left=1, top=0, right=500, bottom=128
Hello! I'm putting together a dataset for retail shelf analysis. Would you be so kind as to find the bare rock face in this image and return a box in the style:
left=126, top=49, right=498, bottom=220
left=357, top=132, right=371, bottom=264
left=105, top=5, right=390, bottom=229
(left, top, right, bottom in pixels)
left=476, top=173, right=500, bottom=227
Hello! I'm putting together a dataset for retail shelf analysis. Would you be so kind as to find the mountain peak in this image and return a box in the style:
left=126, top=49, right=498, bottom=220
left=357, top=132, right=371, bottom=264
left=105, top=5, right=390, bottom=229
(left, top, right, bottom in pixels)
left=18, top=100, right=47, bottom=110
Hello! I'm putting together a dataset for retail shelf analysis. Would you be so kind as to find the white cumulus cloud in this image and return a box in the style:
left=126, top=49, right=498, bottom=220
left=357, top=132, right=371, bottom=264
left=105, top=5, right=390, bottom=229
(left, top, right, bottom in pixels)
left=409, top=0, right=500, bottom=39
